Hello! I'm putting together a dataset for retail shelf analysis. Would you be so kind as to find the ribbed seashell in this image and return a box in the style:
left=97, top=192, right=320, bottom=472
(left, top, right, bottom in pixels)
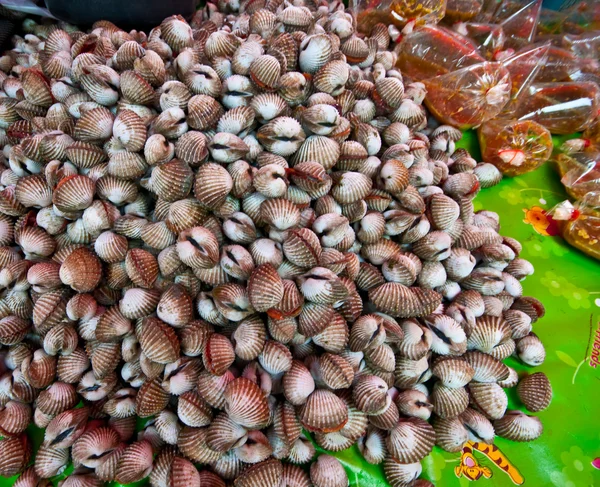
left=385, top=417, right=435, bottom=464
left=357, top=427, right=387, bottom=465
left=431, top=356, right=474, bottom=389
left=202, top=332, right=235, bottom=375
left=43, top=323, right=78, bottom=357
left=245, top=263, right=283, bottom=313
left=103, top=387, right=137, bottom=418
left=299, top=389, right=348, bottom=434
left=138, top=317, right=180, bottom=364
left=71, top=426, right=120, bottom=469
left=181, top=64, right=220, bottom=98
left=258, top=198, right=300, bottom=231
left=0, top=315, right=29, bottom=346
left=459, top=408, right=495, bottom=444
left=313, top=60, right=349, bottom=97
left=423, top=314, right=466, bottom=356
left=43, top=407, right=87, bottom=449
left=282, top=360, right=315, bottom=406
left=468, top=382, right=507, bottom=420
left=177, top=390, right=212, bottom=428
left=111, top=109, right=146, bottom=153
left=21, top=69, right=53, bottom=108
left=234, top=458, right=283, bottom=487
left=58, top=247, right=102, bottom=293
left=516, top=372, right=552, bottom=412
left=56, top=347, right=89, bottom=383
left=494, top=410, right=543, bottom=442
left=431, top=382, right=469, bottom=419
left=133, top=49, right=166, bottom=87
left=33, top=443, right=68, bottom=478
left=467, top=315, right=511, bottom=354
left=0, top=435, right=31, bottom=477
left=329, top=172, right=372, bottom=206
left=73, top=106, right=114, bottom=143
left=393, top=389, right=432, bottom=421
left=0, top=400, right=31, bottom=437
left=52, top=174, right=95, bottom=213
left=143, top=134, right=175, bottom=167
left=383, top=458, right=421, bottom=487
left=13, top=175, right=52, bottom=209
left=20, top=348, right=56, bottom=389
left=299, top=35, right=332, bottom=74
left=223, top=377, right=270, bottom=429
left=352, top=374, right=389, bottom=414
left=114, top=440, right=153, bottom=484
left=297, top=267, right=348, bottom=305
left=179, top=319, right=213, bottom=357
left=206, top=411, right=249, bottom=452
left=310, top=455, right=348, bottom=487
left=316, top=353, right=353, bottom=390
left=187, top=94, right=224, bottom=131
left=369, top=282, right=441, bottom=318
left=124, top=248, right=158, bottom=289
left=249, top=55, right=281, bottom=92
left=293, top=136, right=340, bottom=172
left=220, top=244, right=255, bottom=281
left=432, top=416, right=469, bottom=453
left=134, top=378, right=169, bottom=418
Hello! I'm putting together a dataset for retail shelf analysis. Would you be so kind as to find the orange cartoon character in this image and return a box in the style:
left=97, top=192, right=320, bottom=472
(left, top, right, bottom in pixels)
left=455, top=441, right=524, bottom=485
left=523, top=206, right=560, bottom=236
left=455, top=443, right=493, bottom=481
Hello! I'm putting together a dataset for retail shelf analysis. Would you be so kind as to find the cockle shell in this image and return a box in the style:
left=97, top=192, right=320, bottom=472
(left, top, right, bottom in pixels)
left=516, top=372, right=552, bottom=412
left=493, top=410, right=543, bottom=442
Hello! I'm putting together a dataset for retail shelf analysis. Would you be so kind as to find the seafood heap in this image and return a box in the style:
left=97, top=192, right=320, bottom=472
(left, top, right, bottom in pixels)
left=0, top=4, right=551, bottom=487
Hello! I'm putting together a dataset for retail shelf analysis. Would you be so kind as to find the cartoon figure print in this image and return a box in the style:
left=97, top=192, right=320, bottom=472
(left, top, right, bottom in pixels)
left=455, top=441, right=524, bottom=485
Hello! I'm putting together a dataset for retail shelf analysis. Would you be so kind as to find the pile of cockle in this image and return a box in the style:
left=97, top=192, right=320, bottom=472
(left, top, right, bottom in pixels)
left=0, top=3, right=551, bottom=487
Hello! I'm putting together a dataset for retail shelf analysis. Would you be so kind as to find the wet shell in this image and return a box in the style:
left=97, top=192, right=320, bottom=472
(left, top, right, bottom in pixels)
left=203, top=333, right=235, bottom=375
left=431, top=356, right=474, bottom=389
left=516, top=372, right=552, bottom=412
left=468, top=382, right=507, bottom=420
left=224, top=377, right=270, bottom=429
left=369, top=283, right=441, bottom=318
left=299, top=390, right=349, bottom=433
left=310, top=455, right=348, bottom=487
left=125, top=249, right=159, bottom=288
left=283, top=360, right=316, bottom=406
left=432, top=416, right=469, bottom=453
left=234, top=459, right=283, bottom=487
left=463, top=351, right=509, bottom=383
left=383, top=458, right=421, bottom=487
left=53, top=175, right=95, bottom=213
left=113, top=109, right=147, bottom=152
left=313, top=60, right=349, bottom=97
left=188, top=95, right=224, bottom=130
left=59, top=247, right=102, bottom=292
left=467, top=315, right=511, bottom=354
left=138, top=317, right=180, bottom=364
left=431, top=383, right=469, bottom=419
left=135, top=378, right=169, bottom=417
left=0, top=435, right=31, bottom=477
left=247, top=263, right=284, bottom=312
left=115, top=440, right=153, bottom=484
left=386, top=417, right=435, bottom=463
left=493, top=410, right=543, bottom=442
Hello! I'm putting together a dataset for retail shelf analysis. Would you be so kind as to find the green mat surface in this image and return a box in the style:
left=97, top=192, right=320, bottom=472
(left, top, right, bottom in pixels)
left=3, top=131, right=600, bottom=487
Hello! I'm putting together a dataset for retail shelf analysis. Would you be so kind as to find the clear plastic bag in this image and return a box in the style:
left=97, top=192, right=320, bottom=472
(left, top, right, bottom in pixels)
left=454, top=22, right=506, bottom=60
left=396, top=25, right=485, bottom=81
left=549, top=192, right=600, bottom=260
left=422, top=61, right=511, bottom=129
left=554, top=150, right=600, bottom=200
left=513, top=81, right=600, bottom=134
left=478, top=119, right=553, bottom=176
left=354, top=0, right=446, bottom=34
